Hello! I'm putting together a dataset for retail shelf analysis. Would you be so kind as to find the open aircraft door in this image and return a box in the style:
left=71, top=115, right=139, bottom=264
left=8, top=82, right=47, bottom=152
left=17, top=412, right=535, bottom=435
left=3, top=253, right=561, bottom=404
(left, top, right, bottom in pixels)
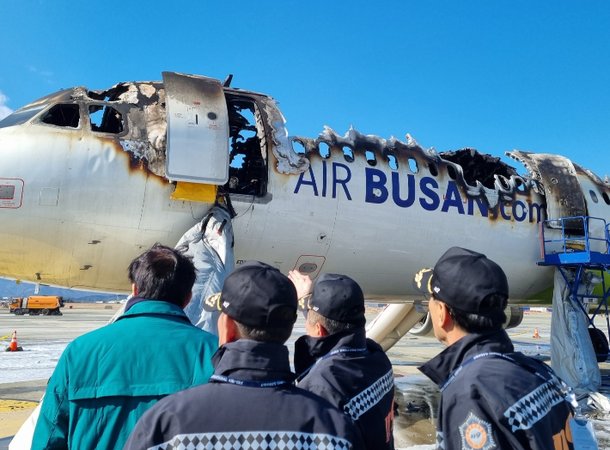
left=163, top=71, right=229, bottom=185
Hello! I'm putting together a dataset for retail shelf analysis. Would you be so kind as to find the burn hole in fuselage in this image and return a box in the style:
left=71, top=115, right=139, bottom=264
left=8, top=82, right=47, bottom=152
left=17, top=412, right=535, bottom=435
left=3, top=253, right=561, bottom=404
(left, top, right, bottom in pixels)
left=225, top=95, right=267, bottom=197
left=440, top=148, right=517, bottom=189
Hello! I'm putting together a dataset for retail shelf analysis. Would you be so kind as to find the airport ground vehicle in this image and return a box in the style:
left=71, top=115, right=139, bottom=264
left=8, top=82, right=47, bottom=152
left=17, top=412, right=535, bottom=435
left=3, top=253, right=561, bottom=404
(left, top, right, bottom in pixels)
left=9, top=296, right=64, bottom=315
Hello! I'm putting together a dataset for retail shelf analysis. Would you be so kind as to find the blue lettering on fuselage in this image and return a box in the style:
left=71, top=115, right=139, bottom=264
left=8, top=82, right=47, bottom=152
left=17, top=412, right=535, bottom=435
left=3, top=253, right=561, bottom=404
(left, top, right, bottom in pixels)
left=294, top=165, right=543, bottom=223
left=294, top=166, right=319, bottom=196
left=419, top=177, right=440, bottom=211
left=441, top=181, right=465, bottom=214
left=364, top=167, right=387, bottom=203
left=333, top=162, right=352, bottom=200
left=392, top=172, right=415, bottom=207
left=295, top=161, right=353, bottom=200
left=468, top=197, right=488, bottom=217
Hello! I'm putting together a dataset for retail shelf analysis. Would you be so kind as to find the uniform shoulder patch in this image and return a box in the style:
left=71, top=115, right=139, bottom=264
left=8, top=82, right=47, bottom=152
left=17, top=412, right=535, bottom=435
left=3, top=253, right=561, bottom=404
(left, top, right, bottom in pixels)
left=458, top=412, right=496, bottom=450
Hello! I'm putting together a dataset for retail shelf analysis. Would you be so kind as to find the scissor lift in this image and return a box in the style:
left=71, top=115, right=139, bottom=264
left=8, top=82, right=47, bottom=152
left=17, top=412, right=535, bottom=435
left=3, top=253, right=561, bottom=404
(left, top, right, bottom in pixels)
left=538, top=216, right=610, bottom=362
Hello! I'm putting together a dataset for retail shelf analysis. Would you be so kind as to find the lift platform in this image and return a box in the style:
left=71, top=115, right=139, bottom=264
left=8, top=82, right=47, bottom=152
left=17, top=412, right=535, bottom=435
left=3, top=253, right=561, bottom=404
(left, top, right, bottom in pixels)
left=538, top=216, right=610, bottom=361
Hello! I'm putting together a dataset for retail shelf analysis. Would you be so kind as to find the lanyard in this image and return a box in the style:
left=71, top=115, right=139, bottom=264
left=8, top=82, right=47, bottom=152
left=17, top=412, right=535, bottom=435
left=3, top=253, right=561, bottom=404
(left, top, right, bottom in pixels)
left=296, top=347, right=368, bottom=383
left=210, top=374, right=292, bottom=388
left=441, top=352, right=575, bottom=404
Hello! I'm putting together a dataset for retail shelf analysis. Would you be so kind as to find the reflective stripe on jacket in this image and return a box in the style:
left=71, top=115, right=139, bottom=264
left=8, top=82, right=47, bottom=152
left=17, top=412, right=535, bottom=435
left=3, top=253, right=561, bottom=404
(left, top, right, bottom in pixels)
left=295, top=329, right=395, bottom=450
left=125, top=339, right=366, bottom=450
left=419, top=330, right=575, bottom=450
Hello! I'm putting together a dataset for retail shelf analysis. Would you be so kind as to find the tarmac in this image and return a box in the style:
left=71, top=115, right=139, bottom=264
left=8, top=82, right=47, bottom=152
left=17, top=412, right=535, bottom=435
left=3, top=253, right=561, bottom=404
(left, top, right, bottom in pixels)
left=0, top=303, right=608, bottom=449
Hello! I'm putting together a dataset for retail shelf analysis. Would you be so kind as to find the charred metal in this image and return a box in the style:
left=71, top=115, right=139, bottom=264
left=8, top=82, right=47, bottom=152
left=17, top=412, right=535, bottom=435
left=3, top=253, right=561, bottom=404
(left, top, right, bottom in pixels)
left=85, top=82, right=168, bottom=177
left=224, top=93, right=268, bottom=196
left=22, top=75, right=608, bottom=214
left=30, top=82, right=169, bottom=178
left=292, top=127, right=538, bottom=208
left=31, top=79, right=276, bottom=198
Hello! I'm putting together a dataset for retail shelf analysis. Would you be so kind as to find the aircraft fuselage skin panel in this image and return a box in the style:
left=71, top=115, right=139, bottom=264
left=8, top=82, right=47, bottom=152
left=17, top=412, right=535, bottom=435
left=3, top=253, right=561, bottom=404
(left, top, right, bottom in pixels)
left=0, top=73, right=608, bottom=303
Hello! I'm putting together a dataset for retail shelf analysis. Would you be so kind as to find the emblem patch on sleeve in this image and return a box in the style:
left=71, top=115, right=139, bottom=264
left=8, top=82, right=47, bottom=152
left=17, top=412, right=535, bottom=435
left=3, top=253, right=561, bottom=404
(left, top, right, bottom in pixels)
left=458, top=412, right=496, bottom=450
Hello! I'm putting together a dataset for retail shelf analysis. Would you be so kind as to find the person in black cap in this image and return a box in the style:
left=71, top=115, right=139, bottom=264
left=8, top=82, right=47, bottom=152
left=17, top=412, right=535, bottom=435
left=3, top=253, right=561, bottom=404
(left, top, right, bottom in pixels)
left=415, top=247, right=577, bottom=450
left=125, top=261, right=365, bottom=450
left=289, top=271, right=395, bottom=450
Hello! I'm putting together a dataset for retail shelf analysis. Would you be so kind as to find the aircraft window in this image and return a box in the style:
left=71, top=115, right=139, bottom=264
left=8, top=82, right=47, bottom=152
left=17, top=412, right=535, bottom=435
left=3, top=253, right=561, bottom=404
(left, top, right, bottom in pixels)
left=225, top=96, right=267, bottom=196
left=387, top=153, right=398, bottom=170
left=365, top=150, right=377, bottom=166
left=590, top=190, right=599, bottom=203
left=408, top=158, right=419, bottom=173
left=498, top=176, right=510, bottom=190
left=428, top=163, right=438, bottom=177
left=602, top=192, right=610, bottom=205
left=319, top=142, right=330, bottom=159
left=0, top=106, right=46, bottom=128
left=343, top=146, right=354, bottom=163
left=40, top=104, right=80, bottom=128
left=89, top=105, right=124, bottom=134
left=514, top=177, right=526, bottom=193
left=292, top=140, right=306, bottom=155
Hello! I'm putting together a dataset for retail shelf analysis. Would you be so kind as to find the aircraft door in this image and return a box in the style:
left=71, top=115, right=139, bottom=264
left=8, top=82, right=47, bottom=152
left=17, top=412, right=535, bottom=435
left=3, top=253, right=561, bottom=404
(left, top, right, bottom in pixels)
left=163, top=72, right=229, bottom=185
left=510, top=151, right=587, bottom=231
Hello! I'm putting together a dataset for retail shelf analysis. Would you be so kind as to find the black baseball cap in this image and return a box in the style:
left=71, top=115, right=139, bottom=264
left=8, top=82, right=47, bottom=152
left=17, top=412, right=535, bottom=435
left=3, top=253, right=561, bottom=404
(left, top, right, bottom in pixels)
left=414, top=247, right=509, bottom=315
left=218, top=261, right=298, bottom=328
left=300, top=273, right=366, bottom=327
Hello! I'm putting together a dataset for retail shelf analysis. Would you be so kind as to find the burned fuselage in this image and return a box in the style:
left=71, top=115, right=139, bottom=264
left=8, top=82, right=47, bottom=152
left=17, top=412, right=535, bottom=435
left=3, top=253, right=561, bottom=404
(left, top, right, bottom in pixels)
left=0, top=72, right=608, bottom=299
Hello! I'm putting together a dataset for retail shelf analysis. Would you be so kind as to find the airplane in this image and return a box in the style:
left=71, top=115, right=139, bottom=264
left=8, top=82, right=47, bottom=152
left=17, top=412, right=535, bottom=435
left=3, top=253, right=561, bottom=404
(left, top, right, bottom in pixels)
left=0, top=71, right=609, bottom=355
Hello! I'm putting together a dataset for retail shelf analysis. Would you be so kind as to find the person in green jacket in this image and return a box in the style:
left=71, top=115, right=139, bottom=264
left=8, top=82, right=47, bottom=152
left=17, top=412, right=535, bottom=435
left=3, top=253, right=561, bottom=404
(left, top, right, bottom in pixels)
left=31, top=244, right=218, bottom=450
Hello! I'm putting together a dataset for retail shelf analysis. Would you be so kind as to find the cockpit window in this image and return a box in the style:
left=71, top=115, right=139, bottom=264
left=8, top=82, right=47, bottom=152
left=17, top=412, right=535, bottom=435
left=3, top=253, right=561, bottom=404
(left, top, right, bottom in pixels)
left=0, top=106, right=46, bottom=128
left=89, top=105, right=124, bottom=134
left=41, top=104, right=80, bottom=128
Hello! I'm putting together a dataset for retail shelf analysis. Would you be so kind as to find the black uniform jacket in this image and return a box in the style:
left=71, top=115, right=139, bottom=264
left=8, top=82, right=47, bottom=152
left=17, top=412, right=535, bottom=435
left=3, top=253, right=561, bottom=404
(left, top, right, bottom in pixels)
left=294, top=328, right=395, bottom=450
left=124, top=339, right=365, bottom=450
left=419, top=330, right=575, bottom=450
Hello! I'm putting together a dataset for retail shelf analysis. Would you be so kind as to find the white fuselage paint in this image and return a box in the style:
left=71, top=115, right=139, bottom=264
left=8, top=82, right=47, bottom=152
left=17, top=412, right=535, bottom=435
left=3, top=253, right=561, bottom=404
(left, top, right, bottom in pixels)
left=0, top=86, right=608, bottom=305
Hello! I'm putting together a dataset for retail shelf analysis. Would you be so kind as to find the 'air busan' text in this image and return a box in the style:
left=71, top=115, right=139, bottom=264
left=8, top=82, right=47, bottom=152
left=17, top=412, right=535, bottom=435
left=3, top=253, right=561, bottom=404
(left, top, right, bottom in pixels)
left=293, top=161, right=543, bottom=223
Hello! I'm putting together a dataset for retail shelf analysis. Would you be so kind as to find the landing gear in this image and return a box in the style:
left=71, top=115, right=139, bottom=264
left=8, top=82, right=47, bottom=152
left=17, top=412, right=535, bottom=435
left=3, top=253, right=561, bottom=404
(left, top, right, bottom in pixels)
left=408, top=305, right=524, bottom=337
left=409, top=313, right=433, bottom=337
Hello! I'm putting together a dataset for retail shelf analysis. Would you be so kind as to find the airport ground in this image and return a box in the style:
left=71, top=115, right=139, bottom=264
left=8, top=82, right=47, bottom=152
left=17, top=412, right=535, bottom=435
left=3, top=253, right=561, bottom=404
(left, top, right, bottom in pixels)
left=0, top=304, right=609, bottom=449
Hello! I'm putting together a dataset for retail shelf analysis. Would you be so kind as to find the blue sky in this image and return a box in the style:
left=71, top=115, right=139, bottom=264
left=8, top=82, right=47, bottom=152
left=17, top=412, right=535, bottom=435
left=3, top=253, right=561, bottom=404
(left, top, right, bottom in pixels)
left=1, top=1, right=609, bottom=177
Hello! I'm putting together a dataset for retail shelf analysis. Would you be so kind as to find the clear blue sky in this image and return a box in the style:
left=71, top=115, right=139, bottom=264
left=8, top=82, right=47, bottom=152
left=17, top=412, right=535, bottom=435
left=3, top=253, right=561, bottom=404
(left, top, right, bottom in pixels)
left=1, top=1, right=609, bottom=177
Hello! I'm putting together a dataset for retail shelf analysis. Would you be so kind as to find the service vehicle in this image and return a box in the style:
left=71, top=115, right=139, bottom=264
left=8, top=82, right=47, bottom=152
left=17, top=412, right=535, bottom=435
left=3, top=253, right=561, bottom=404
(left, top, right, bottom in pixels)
left=9, top=295, right=64, bottom=315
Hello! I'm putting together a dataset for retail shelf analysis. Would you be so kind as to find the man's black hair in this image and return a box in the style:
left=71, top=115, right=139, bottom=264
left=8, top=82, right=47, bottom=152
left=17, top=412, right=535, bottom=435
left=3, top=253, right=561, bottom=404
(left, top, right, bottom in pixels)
left=128, top=244, right=196, bottom=306
left=306, top=309, right=360, bottom=335
left=435, top=293, right=507, bottom=333
left=234, top=305, right=295, bottom=343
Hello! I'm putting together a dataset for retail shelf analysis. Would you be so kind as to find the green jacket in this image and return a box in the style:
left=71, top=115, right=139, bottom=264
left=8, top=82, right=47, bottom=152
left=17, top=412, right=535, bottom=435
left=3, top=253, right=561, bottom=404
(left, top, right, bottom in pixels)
left=31, top=300, right=217, bottom=450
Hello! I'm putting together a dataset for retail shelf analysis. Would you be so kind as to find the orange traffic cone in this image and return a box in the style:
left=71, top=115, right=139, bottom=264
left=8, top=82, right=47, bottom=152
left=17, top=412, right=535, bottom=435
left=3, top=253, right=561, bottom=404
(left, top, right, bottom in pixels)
left=7, top=330, right=21, bottom=352
left=532, top=328, right=540, bottom=339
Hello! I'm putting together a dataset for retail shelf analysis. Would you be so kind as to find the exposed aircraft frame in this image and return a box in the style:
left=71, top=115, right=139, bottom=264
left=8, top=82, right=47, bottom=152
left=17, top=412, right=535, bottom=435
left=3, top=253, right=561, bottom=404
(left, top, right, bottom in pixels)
left=0, top=72, right=608, bottom=303
left=2, top=71, right=610, bottom=395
